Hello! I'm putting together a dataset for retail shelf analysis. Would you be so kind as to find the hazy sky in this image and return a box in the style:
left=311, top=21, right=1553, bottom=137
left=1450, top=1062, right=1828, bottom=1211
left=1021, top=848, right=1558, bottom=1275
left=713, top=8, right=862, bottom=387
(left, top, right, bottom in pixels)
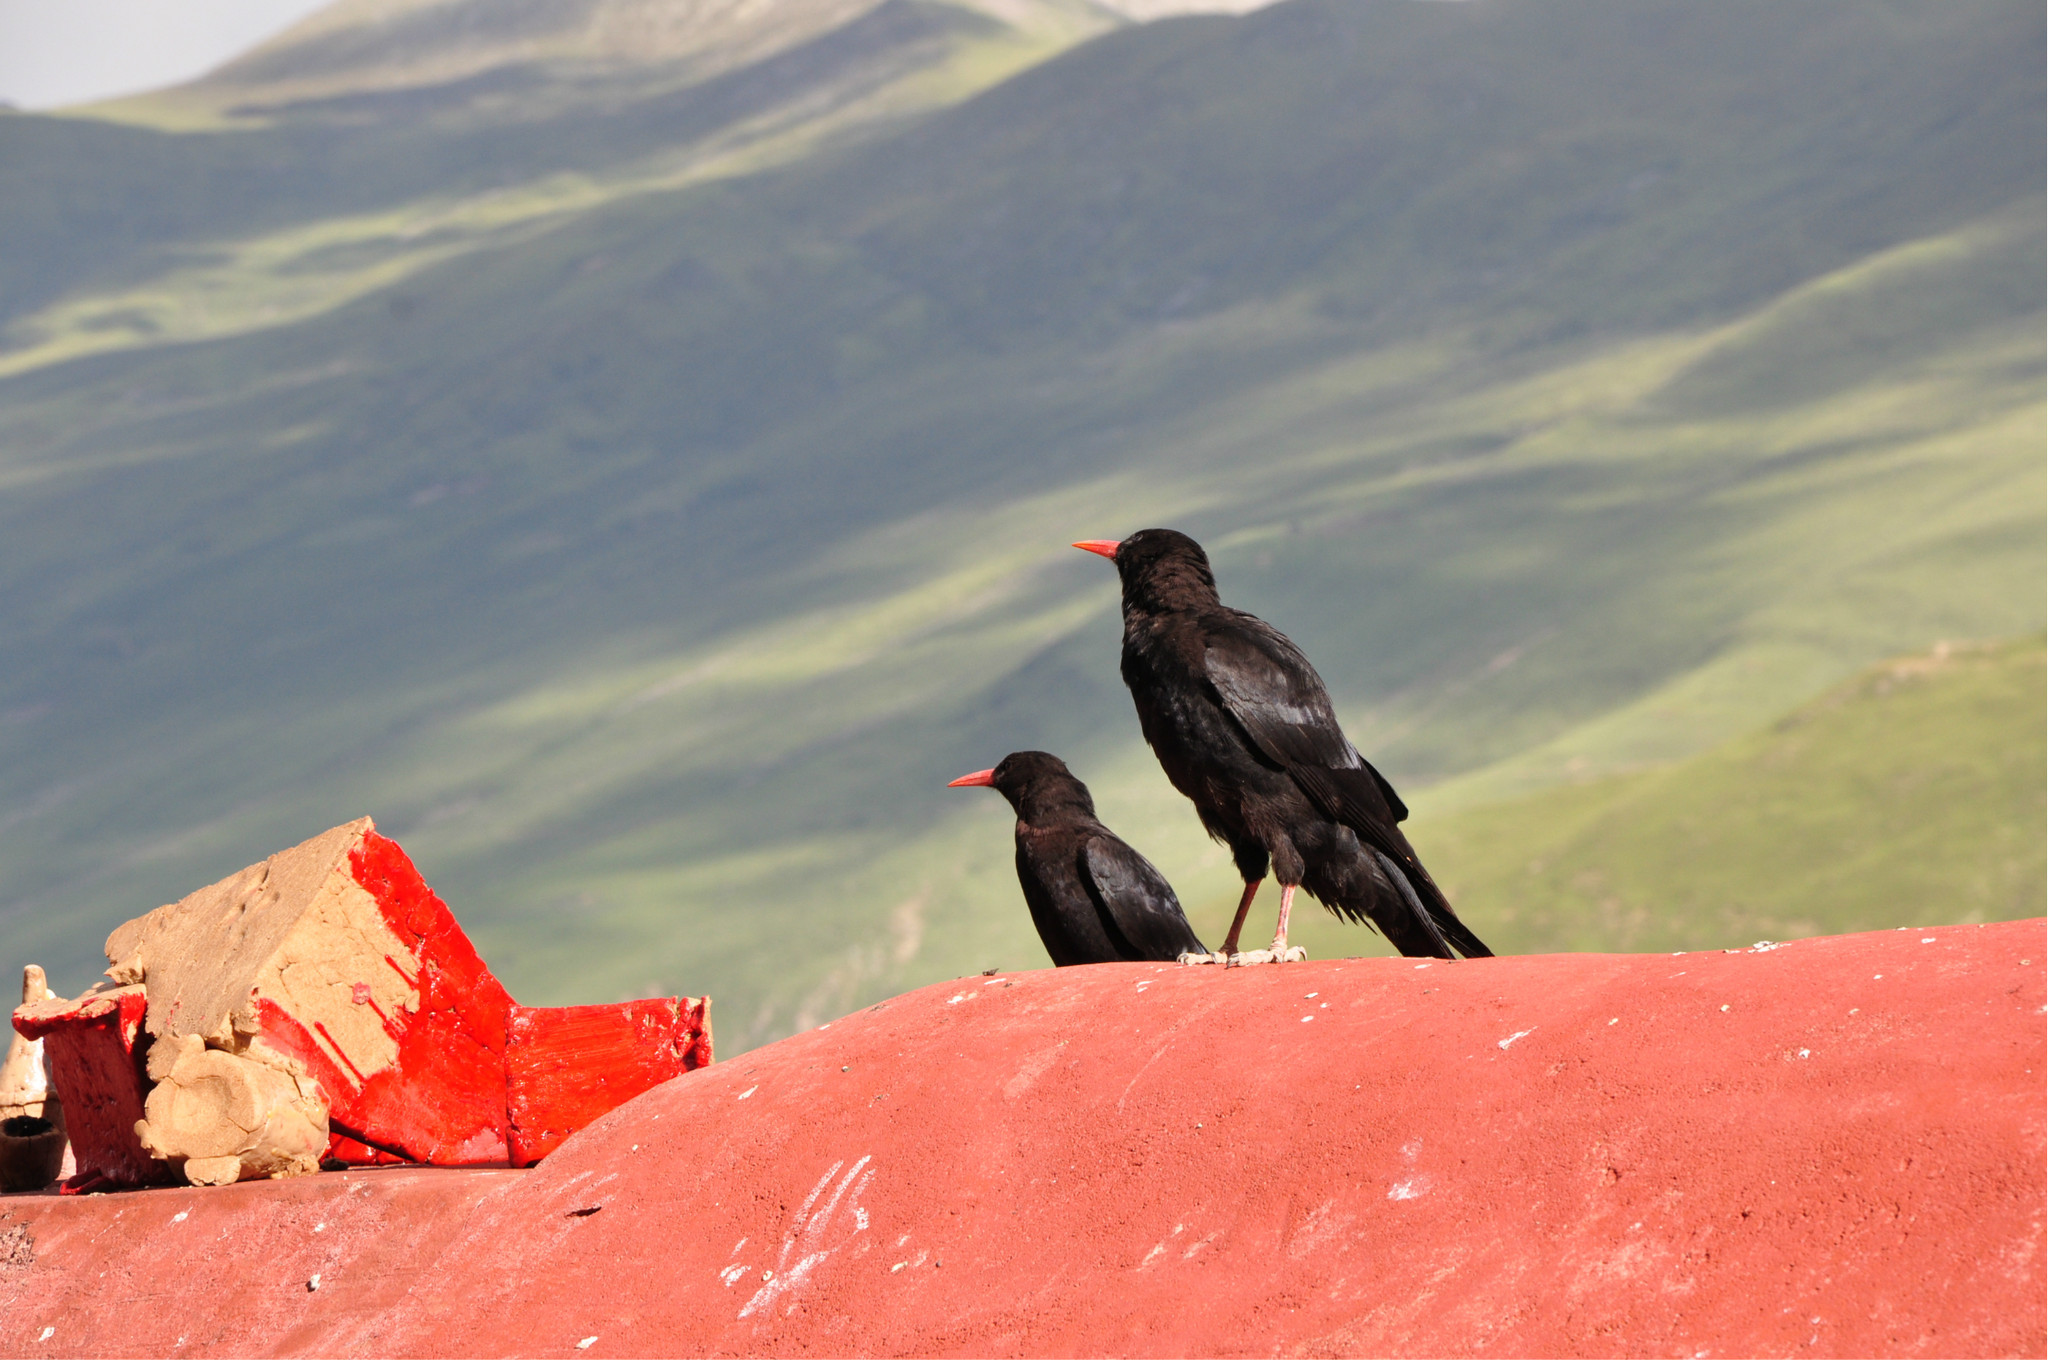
left=0, top=0, right=331, bottom=110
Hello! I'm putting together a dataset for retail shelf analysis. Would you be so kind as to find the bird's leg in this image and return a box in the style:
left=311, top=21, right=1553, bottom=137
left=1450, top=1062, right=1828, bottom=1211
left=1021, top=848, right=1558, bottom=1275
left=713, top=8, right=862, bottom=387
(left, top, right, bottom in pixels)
left=1266, top=883, right=1307, bottom=963
left=1219, top=880, right=1261, bottom=957
left=1184, top=881, right=1263, bottom=965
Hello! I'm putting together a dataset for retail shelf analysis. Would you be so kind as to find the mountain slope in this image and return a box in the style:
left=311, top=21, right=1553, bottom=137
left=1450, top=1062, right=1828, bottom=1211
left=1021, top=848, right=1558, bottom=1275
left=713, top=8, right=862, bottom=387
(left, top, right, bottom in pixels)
left=0, top=0, right=1114, bottom=364
left=0, top=0, right=2038, bottom=1049
left=1383, top=638, right=2046, bottom=960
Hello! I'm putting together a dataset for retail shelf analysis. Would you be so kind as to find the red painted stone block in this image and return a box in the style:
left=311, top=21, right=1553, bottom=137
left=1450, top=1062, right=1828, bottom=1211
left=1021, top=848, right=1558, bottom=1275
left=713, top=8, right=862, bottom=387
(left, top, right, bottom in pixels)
left=18, top=819, right=718, bottom=1188
left=11, top=984, right=169, bottom=1191
left=505, top=996, right=711, bottom=1166
left=323, top=1133, right=406, bottom=1166
left=100, top=818, right=517, bottom=1169
left=278, top=828, right=518, bottom=1165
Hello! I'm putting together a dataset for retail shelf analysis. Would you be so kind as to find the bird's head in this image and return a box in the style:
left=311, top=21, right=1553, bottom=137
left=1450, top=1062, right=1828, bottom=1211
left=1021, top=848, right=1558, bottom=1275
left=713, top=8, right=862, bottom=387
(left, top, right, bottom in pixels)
left=948, top=751, right=1096, bottom=822
left=1073, top=527, right=1218, bottom=615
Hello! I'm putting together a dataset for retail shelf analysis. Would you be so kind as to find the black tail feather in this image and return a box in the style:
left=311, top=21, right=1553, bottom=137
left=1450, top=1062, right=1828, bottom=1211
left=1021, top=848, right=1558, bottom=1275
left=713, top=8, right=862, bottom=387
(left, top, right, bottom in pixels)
left=1290, top=766, right=1494, bottom=959
left=1373, top=849, right=1455, bottom=955
left=1373, top=850, right=1492, bottom=959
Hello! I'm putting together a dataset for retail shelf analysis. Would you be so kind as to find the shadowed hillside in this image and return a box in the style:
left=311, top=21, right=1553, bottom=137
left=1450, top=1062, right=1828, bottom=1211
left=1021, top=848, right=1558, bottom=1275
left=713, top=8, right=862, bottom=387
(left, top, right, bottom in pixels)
left=0, top=0, right=2039, bottom=1049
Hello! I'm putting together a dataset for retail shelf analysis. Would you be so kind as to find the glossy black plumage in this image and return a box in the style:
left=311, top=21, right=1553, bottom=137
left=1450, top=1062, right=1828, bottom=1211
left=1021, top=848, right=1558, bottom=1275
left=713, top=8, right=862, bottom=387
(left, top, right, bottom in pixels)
left=954, top=751, right=1207, bottom=966
left=1097, top=528, right=1491, bottom=960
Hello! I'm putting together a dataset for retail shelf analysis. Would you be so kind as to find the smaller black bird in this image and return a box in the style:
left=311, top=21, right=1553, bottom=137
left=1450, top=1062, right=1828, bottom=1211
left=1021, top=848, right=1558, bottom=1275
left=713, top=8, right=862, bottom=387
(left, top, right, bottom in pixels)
left=949, top=751, right=1208, bottom=966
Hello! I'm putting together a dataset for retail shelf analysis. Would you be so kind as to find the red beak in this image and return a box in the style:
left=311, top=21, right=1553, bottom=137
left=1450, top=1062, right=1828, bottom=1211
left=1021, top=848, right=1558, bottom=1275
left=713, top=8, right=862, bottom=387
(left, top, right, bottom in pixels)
left=1072, top=539, right=1120, bottom=560
left=947, top=768, right=998, bottom=788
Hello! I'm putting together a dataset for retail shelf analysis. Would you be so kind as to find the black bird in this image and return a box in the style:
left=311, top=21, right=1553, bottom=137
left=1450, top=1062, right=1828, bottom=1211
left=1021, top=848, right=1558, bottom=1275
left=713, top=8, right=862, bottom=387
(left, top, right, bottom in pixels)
left=1073, top=529, right=1492, bottom=963
left=948, top=751, right=1208, bottom=966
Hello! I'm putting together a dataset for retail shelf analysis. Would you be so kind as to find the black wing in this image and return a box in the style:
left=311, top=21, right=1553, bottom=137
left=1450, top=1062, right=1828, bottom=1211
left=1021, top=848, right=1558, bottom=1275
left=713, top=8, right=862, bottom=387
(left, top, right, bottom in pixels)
left=1200, top=612, right=1409, bottom=822
left=1080, top=834, right=1207, bottom=960
left=1202, top=612, right=1493, bottom=959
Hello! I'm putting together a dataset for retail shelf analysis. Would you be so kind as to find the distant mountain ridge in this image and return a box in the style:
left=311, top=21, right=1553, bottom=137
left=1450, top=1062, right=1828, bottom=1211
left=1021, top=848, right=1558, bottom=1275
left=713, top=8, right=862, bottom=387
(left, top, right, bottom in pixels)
left=168, top=0, right=1271, bottom=119
left=0, top=0, right=2038, bottom=1051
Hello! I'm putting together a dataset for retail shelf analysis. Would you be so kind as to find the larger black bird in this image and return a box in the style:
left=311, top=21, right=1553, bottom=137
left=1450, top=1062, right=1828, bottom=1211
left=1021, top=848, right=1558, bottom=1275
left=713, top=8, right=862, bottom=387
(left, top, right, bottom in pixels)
left=1074, top=529, right=1492, bottom=963
left=948, top=751, right=1207, bottom=965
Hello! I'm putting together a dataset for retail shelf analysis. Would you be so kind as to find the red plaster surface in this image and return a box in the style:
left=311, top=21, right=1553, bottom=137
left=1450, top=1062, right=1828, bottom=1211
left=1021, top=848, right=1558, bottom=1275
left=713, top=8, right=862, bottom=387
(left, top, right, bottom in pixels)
left=2, top=920, right=2041, bottom=1358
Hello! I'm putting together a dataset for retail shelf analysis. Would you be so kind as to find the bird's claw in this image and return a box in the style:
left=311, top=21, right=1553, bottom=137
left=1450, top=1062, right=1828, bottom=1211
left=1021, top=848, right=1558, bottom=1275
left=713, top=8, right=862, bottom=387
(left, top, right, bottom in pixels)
left=1179, top=946, right=1309, bottom=967
left=1195, top=945, right=1308, bottom=967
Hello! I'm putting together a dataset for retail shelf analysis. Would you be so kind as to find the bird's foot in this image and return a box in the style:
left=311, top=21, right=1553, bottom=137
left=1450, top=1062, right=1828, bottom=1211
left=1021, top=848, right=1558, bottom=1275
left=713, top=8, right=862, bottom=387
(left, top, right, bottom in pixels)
left=1217, top=946, right=1308, bottom=966
left=1180, top=946, right=1310, bottom=967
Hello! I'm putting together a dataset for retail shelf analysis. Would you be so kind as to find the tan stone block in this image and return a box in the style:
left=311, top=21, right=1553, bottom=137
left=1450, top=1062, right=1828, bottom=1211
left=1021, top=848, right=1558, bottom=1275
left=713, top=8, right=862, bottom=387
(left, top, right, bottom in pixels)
left=134, top=1035, right=327, bottom=1185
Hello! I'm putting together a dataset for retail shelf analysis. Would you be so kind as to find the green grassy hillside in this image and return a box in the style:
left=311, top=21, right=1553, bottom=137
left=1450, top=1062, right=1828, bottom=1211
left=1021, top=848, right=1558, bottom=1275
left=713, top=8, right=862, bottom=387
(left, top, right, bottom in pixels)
left=0, top=0, right=2038, bottom=1050
left=1402, top=638, right=2045, bottom=956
